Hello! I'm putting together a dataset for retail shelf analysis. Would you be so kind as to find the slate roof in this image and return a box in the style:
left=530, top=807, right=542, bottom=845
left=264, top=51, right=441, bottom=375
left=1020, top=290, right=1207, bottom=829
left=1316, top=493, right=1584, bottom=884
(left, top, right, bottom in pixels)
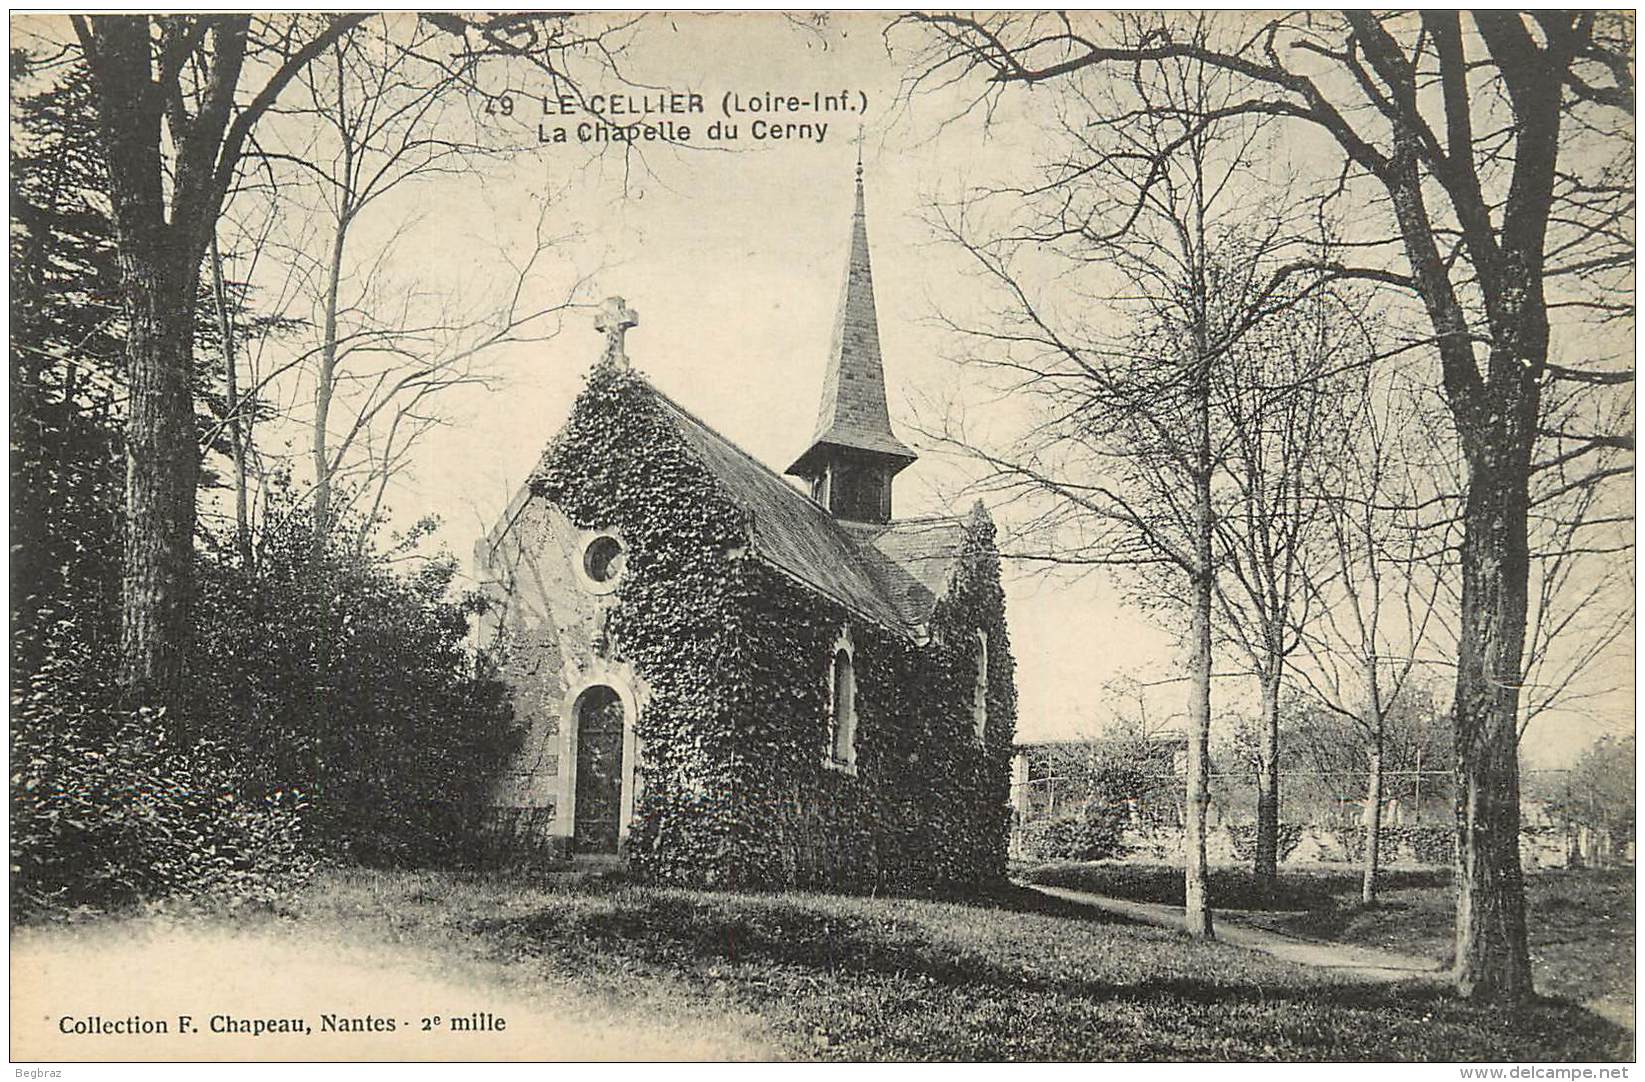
left=656, top=390, right=966, bottom=636
left=841, top=517, right=969, bottom=626
left=786, top=169, right=917, bottom=479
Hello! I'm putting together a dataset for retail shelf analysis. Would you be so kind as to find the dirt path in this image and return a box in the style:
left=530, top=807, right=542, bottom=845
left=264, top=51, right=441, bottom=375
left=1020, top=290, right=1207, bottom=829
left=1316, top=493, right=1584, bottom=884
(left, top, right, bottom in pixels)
left=11, top=918, right=775, bottom=1061
left=1023, top=882, right=1447, bottom=983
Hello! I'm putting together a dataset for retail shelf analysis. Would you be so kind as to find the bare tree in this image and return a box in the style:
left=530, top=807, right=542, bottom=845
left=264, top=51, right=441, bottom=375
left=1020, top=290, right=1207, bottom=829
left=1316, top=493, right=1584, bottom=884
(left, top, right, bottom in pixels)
left=1292, top=367, right=1453, bottom=903
left=251, top=16, right=588, bottom=556
left=1519, top=385, right=1634, bottom=737
left=914, top=33, right=1332, bottom=937
left=897, top=9, right=1634, bottom=1003
left=65, top=12, right=625, bottom=714
left=1206, top=284, right=1345, bottom=886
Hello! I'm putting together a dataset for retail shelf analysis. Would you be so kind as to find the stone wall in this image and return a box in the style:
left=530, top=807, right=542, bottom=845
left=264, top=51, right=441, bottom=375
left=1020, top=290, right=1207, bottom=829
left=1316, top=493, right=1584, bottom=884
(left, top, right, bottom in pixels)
left=475, top=492, right=624, bottom=857
left=1098, top=824, right=1601, bottom=869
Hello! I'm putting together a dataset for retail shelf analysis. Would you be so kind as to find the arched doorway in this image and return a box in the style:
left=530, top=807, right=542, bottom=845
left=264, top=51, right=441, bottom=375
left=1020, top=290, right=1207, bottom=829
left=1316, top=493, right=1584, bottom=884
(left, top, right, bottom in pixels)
left=572, top=684, right=625, bottom=854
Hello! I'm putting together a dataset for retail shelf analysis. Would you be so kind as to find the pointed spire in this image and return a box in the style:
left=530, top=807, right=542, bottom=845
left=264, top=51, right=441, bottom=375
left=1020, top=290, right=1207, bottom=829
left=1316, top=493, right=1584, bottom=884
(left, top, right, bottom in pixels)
left=785, top=152, right=917, bottom=487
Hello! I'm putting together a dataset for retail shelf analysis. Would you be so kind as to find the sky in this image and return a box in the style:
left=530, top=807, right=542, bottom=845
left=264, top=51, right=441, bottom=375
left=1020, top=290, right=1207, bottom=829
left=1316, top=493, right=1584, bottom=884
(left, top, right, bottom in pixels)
left=21, top=12, right=1623, bottom=766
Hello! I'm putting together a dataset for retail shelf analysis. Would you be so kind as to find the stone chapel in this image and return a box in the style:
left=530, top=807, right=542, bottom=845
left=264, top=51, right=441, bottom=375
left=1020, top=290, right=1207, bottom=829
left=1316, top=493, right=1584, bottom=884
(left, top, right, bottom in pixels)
left=473, top=164, right=1016, bottom=887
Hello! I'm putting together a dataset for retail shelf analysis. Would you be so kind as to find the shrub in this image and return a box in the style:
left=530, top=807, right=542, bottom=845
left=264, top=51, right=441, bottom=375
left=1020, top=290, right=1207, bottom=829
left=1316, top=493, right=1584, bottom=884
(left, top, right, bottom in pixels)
left=10, top=492, right=513, bottom=920
left=11, top=645, right=313, bottom=919
left=1404, top=823, right=1456, bottom=865
left=187, top=501, right=518, bottom=868
left=1227, top=822, right=1304, bottom=864
left=1018, top=800, right=1130, bottom=862
left=1340, top=823, right=1456, bottom=865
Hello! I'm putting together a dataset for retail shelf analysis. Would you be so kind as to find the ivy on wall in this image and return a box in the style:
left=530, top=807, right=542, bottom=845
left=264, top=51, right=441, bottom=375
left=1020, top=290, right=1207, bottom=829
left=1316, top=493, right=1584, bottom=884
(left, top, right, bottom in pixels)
left=531, top=362, right=1017, bottom=889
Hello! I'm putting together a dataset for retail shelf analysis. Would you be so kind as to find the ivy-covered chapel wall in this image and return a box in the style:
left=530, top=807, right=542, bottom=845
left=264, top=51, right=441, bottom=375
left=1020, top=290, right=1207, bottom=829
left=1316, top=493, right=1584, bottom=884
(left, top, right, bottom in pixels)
left=520, top=363, right=1017, bottom=888
left=724, top=522, right=1017, bottom=889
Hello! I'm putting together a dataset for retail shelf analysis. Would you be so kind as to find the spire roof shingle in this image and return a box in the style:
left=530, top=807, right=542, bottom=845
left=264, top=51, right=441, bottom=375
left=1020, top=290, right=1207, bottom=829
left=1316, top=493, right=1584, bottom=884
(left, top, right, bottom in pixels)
left=786, top=164, right=917, bottom=479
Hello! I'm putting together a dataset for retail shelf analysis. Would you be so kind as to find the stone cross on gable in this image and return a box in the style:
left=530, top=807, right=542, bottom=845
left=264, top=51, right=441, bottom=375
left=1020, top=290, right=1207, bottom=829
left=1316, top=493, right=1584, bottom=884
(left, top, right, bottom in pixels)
left=595, top=295, right=639, bottom=368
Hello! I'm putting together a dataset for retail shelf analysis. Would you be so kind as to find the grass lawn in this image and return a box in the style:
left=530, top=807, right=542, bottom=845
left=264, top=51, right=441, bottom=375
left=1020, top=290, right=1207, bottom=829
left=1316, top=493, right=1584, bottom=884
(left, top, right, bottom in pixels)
left=1020, top=862, right=1635, bottom=1014
left=270, top=865, right=1629, bottom=1060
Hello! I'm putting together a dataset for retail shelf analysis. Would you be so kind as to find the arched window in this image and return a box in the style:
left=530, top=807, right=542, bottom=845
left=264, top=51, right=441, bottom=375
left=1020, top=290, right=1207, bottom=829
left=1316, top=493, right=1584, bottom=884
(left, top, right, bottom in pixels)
left=826, top=633, right=857, bottom=771
left=972, top=630, right=989, bottom=744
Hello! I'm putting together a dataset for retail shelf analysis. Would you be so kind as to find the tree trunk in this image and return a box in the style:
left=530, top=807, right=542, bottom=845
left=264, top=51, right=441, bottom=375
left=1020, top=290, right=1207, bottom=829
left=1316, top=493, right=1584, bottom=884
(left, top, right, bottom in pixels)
left=1452, top=451, right=1535, bottom=1002
left=74, top=16, right=202, bottom=718
left=117, top=249, right=201, bottom=718
left=1253, top=667, right=1282, bottom=887
left=1184, top=547, right=1214, bottom=937
left=311, top=216, right=350, bottom=555
left=1362, top=737, right=1384, bottom=905
left=210, top=233, right=252, bottom=568
left=1183, top=348, right=1214, bottom=940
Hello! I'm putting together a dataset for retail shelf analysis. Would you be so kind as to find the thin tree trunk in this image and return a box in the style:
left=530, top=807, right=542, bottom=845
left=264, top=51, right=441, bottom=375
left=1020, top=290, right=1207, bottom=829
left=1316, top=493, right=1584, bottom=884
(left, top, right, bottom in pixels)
left=1254, top=666, right=1282, bottom=886
left=312, top=43, right=356, bottom=556
left=1359, top=651, right=1387, bottom=904
left=312, top=224, right=347, bottom=555
left=1453, top=453, right=1535, bottom=1001
left=1183, top=336, right=1214, bottom=940
left=1362, top=737, right=1384, bottom=905
left=209, top=232, right=251, bottom=568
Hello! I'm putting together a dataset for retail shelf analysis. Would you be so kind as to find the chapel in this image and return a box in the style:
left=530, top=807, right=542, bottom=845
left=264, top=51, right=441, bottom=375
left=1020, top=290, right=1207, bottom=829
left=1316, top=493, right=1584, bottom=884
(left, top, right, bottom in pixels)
left=473, top=163, right=1016, bottom=887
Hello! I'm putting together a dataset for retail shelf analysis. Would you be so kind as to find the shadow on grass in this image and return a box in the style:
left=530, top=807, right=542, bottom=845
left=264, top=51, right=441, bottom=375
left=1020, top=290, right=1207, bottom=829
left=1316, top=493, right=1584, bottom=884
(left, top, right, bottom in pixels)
left=468, top=882, right=1132, bottom=990
left=931, top=879, right=1150, bottom=924
left=460, top=885, right=1629, bottom=1057
left=511, top=865, right=1143, bottom=927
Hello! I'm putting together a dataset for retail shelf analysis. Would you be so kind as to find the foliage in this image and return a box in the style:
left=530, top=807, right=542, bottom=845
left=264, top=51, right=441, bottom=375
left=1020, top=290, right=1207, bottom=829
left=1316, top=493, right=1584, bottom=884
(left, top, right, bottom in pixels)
left=9, top=630, right=312, bottom=919
left=1339, top=824, right=1455, bottom=867
left=188, top=491, right=519, bottom=866
left=529, top=363, right=1016, bottom=888
left=10, top=54, right=517, bottom=896
left=8, top=51, right=288, bottom=680
left=1547, top=734, right=1636, bottom=854
left=11, top=62, right=516, bottom=914
left=11, top=487, right=517, bottom=920
left=1016, top=808, right=1127, bottom=863
left=1403, top=824, right=1458, bottom=867
left=1025, top=860, right=1345, bottom=911
left=9, top=58, right=126, bottom=683
left=1031, top=737, right=1163, bottom=861
left=1228, top=822, right=1304, bottom=865
left=8, top=58, right=311, bottom=920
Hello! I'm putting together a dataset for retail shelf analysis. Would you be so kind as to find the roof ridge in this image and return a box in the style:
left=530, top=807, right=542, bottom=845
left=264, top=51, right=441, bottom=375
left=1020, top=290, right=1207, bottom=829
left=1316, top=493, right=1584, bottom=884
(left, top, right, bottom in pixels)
left=886, top=513, right=967, bottom=526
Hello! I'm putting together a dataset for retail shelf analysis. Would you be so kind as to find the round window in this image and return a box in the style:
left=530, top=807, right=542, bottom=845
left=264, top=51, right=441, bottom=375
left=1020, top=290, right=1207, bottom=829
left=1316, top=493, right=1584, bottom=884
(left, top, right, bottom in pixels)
left=582, top=534, right=626, bottom=586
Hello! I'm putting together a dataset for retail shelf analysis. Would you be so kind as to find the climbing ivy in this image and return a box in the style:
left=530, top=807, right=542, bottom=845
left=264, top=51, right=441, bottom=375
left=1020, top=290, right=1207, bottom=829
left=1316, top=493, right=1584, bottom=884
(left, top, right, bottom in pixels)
left=532, top=362, right=1017, bottom=889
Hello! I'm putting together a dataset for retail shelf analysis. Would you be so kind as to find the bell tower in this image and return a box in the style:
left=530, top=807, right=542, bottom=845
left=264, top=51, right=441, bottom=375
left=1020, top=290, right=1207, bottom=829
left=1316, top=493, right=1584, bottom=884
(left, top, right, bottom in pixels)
left=785, top=155, right=917, bottom=524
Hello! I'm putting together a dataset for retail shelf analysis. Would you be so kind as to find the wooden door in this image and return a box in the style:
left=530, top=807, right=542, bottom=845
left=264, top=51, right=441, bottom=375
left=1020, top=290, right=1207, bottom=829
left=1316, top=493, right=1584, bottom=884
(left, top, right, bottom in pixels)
left=572, top=686, right=625, bottom=854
